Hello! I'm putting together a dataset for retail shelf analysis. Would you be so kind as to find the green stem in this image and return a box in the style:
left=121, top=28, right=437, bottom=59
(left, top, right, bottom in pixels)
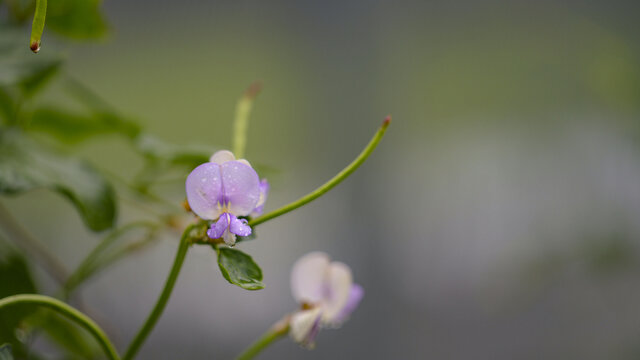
left=232, top=81, right=262, bottom=159
left=122, top=224, right=196, bottom=360
left=0, top=294, right=120, bottom=360
left=236, top=317, right=290, bottom=360
left=30, top=0, right=47, bottom=53
left=249, top=116, right=391, bottom=227
left=63, top=221, right=159, bottom=298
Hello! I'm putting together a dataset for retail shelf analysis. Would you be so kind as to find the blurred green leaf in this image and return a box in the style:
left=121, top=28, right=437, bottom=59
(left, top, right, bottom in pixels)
left=0, top=129, right=116, bottom=231
left=0, top=344, right=13, bottom=360
left=46, top=0, right=108, bottom=40
left=0, top=25, right=63, bottom=103
left=0, top=53, right=62, bottom=98
left=25, top=311, right=97, bottom=359
left=0, top=242, right=37, bottom=358
left=0, top=89, right=15, bottom=123
left=4, top=0, right=34, bottom=23
left=216, top=247, right=264, bottom=290
left=135, top=134, right=214, bottom=167
left=28, top=106, right=140, bottom=143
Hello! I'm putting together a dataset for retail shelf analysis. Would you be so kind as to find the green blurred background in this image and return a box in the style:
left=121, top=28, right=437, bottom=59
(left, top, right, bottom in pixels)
left=2, top=0, right=640, bottom=359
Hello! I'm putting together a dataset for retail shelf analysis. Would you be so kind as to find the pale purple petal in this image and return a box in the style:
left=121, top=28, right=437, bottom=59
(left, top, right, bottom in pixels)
left=289, top=308, right=323, bottom=349
left=250, top=179, right=270, bottom=217
left=291, top=252, right=330, bottom=304
left=209, top=150, right=235, bottom=164
left=186, top=163, right=223, bottom=220
left=222, top=230, right=237, bottom=246
left=229, top=215, right=252, bottom=237
left=220, top=161, right=260, bottom=216
left=331, top=284, right=364, bottom=325
left=321, top=262, right=353, bottom=323
left=207, top=213, right=230, bottom=239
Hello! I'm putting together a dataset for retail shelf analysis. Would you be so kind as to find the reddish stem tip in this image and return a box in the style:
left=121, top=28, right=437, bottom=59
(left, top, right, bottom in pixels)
left=30, top=41, right=40, bottom=53
left=244, top=81, right=263, bottom=100
left=382, top=115, right=392, bottom=128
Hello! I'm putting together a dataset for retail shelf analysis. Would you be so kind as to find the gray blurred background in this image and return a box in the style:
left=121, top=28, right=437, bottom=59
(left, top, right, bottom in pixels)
left=5, top=0, right=640, bottom=358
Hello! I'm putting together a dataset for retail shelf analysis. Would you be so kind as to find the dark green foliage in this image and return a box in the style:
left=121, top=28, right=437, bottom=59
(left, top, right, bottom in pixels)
left=0, top=130, right=116, bottom=231
left=216, top=247, right=265, bottom=290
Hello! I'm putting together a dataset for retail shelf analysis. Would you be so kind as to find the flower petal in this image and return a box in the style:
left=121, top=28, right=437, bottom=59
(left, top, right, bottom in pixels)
left=321, top=262, right=353, bottom=324
left=289, top=307, right=323, bottom=348
left=220, top=161, right=260, bottom=216
left=291, top=252, right=330, bottom=304
left=207, top=212, right=230, bottom=239
left=251, top=179, right=270, bottom=217
left=209, top=150, right=236, bottom=164
left=222, top=230, right=236, bottom=246
left=229, top=215, right=252, bottom=237
left=331, top=283, right=364, bottom=325
left=185, top=163, right=223, bottom=220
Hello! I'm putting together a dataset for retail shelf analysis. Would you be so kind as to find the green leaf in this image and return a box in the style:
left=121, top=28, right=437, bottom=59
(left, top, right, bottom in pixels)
left=0, top=344, right=13, bottom=360
left=0, top=242, right=37, bottom=359
left=46, top=0, right=108, bottom=40
left=24, top=311, right=97, bottom=359
left=28, top=106, right=140, bottom=143
left=216, top=247, right=264, bottom=290
left=135, top=134, right=215, bottom=167
left=0, top=129, right=116, bottom=231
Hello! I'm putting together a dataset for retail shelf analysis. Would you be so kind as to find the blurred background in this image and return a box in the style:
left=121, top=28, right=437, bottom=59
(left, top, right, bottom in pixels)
left=2, top=0, right=640, bottom=359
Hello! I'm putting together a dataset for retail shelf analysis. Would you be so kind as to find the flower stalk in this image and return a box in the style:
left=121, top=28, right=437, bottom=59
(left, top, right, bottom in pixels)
left=122, top=223, right=196, bottom=360
left=236, top=316, right=290, bottom=360
left=249, top=116, right=391, bottom=227
left=233, top=82, right=262, bottom=159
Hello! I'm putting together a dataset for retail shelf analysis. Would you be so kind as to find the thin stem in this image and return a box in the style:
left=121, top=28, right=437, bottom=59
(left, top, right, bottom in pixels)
left=232, top=81, right=262, bottom=159
left=249, top=116, right=391, bottom=227
left=63, top=221, right=159, bottom=298
left=236, top=316, right=290, bottom=360
left=0, top=202, right=69, bottom=284
left=29, top=0, right=46, bottom=52
left=0, top=294, right=120, bottom=360
left=122, top=224, right=196, bottom=360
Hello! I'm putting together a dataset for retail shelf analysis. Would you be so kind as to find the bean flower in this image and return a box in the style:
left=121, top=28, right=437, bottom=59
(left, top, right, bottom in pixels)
left=289, top=252, right=364, bottom=348
left=185, top=150, right=269, bottom=245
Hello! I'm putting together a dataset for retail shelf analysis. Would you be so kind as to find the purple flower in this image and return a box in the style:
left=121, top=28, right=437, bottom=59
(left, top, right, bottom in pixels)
left=186, top=150, right=263, bottom=245
left=251, top=179, right=269, bottom=218
left=289, top=252, right=364, bottom=348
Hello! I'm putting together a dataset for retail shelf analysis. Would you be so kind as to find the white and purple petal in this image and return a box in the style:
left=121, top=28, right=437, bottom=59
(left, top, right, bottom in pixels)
left=220, top=161, right=261, bottom=216
left=251, top=179, right=270, bottom=217
left=291, top=252, right=331, bottom=305
left=209, top=150, right=236, bottom=164
left=185, top=163, right=223, bottom=220
left=321, top=261, right=353, bottom=324
left=331, top=283, right=364, bottom=325
left=289, top=307, right=323, bottom=349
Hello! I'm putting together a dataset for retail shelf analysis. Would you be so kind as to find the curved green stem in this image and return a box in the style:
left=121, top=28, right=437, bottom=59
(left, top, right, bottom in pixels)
left=236, top=317, right=290, bottom=360
left=249, top=116, right=391, bottom=227
left=63, top=221, right=159, bottom=298
left=122, top=224, right=196, bottom=360
left=30, top=0, right=47, bottom=53
left=0, top=294, right=120, bottom=360
left=233, top=81, right=262, bottom=159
